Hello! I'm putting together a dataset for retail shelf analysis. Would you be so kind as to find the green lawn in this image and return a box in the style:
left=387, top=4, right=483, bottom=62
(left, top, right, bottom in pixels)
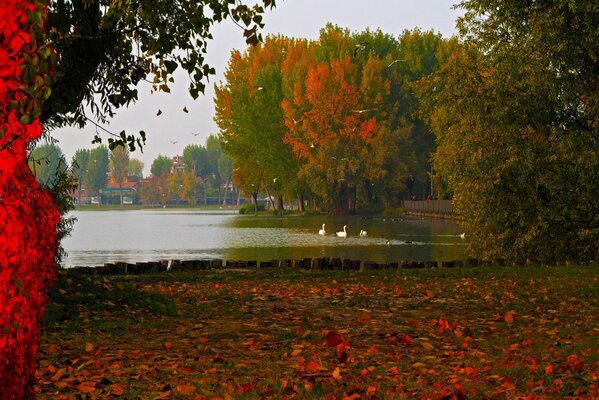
left=37, top=265, right=598, bottom=399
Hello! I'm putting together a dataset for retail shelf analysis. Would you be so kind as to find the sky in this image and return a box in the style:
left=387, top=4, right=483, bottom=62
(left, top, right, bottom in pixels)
left=52, top=0, right=463, bottom=176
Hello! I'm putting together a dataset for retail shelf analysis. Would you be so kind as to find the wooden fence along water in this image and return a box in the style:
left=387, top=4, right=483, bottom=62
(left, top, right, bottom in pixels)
left=401, top=199, right=456, bottom=218
left=69, top=257, right=498, bottom=276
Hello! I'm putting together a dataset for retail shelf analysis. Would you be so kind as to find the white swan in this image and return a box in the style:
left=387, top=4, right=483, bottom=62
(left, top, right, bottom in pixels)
left=336, top=225, right=348, bottom=238
left=359, top=229, right=368, bottom=237
left=460, top=232, right=466, bottom=239
left=318, top=223, right=326, bottom=236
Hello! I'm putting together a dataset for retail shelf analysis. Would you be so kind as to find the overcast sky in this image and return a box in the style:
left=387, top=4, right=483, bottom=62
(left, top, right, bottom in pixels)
left=53, top=0, right=463, bottom=175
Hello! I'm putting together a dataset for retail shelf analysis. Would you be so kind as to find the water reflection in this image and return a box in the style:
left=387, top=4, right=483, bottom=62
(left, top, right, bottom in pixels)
left=61, top=210, right=466, bottom=267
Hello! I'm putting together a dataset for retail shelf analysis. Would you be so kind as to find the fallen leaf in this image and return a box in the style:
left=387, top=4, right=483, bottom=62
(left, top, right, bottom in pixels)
left=504, top=311, right=515, bottom=324
left=306, top=361, right=320, bottom=373
left=325, top=331, right=344, bottom=348
left=85, top=342, right=94, bottom=352
left=332, top=367, right=341, bottom=380
left=77, top=382, right=96, bottom=393
left=176, top=385, right=196, bottom=394
left=421, top=341, right=435, bottom=351
left=545, top=364, right=554, bottom=375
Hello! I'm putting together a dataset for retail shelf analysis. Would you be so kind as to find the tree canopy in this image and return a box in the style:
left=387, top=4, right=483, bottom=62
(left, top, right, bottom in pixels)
left=43, top=0, right=276, bottom=150
left=416, top=0, right=598, bottom=263
left=215, top=26, right=454, bottom=213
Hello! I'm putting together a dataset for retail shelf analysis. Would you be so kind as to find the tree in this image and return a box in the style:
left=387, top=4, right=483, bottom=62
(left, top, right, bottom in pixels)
left=2, top=1, right=277, bottom=397
left=28, top=143, right=67, bottom=188
left=110, top=146, right=130, bottom=206
left=128, top=158, right=144, bottom=178
left=42, top=0, right=276, bottom=149
left=1, top=1, right=60, bottom=397
left=150, top=154, right=171, bottom=177
left=84, top=146, right=109, bottom=205
left=416, top=1, right=598, bottom=263
left=72, top=149, right=90, bottom=205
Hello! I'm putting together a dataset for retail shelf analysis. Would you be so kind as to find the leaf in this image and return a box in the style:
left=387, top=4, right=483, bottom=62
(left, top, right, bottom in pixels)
left=290, top=349, right=302, bottom=357
left=306, top=361, right=320, bottom=373
left=504, top=311, right=515, bottom=324
left=77, top=382, right=96, bottom=393
left=110, top=384, right=126, bottom=396
left=332, top=367, right=341, bottom=380
left=545, top=364, right=554, bottom=375
left=325, top=331, right=344, bottom=347
left=421, top=341, right=435, bottom=351
left=175, top=385, right=196, bottom=394
left=85, top=342, right=94, bottom=352
left=164, top=342, right=172, bottom=350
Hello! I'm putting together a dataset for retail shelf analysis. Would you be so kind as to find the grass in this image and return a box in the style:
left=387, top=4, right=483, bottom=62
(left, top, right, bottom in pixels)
left=36, top=265, right=599, bottom=399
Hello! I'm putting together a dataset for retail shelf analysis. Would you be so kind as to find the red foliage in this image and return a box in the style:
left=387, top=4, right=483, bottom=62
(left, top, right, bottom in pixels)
left=0, top=1, right=59, bottom=398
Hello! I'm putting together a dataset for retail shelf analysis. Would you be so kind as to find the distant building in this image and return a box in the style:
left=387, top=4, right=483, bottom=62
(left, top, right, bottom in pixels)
left=171, top=155, right=185, bottom=174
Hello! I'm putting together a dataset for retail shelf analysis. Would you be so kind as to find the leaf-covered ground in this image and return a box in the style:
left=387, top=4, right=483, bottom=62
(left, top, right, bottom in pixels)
left=37, top=265, right=598, bottom=399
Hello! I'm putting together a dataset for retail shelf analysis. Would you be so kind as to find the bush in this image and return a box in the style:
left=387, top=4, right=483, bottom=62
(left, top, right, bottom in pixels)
left=238, top=203, right=265, bottom=215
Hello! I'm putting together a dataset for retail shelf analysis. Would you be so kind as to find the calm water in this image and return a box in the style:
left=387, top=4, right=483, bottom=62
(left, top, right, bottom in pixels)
left=61, top=209, right=467, bottom=267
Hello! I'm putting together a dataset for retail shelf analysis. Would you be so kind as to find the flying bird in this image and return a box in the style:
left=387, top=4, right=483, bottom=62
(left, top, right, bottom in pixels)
left=156, top=109, right=162, bottom=116
left=169, top=140, right=178, bottom=144
left=191, top=132, right=200, bottom=136
left=353, top=41, right=368, bottom=58
left=352, top=109, right=372, bottom=114
left=291, top=117, right=300, bottom=124
left=182, top=106, right=189, bottom=113
left=385, top=59, right=405, bottom=68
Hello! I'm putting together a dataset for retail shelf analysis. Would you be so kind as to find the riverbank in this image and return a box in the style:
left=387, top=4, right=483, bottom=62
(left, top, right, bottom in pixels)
left=37, top=265, right=598, bottom=398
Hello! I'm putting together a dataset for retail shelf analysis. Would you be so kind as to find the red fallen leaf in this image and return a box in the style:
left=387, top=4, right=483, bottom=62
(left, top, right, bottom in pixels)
left=400, top=334, right=412, bottom=346
left=336, top=349, right=348, bottom=364
left=306, top=361, right=320, bottom=373
left=325, top=331, right=344, bottom=347
left=77, top=382, right=96, bottom=393
left=175, top=385, right=196, bottom=394
left=236, top=383, right=255, bottom=394
left=464, top=366, right=476, bottom=377
left=504, top=311, right=515, bottom=324
left=85, top=342, right=94, bottom=352
left=164, top=342, right=172, bottom=350
left=566, top=354, right=583, bottom=371
left=110, top=384, right=126, bottom=396
left=214, top=283, right=223, bottom=289
left=437, top=318, right=451, bottom=334
left=360, top=368, right=369, bottom=376
left=545, top=364, right=554, bottom=375
left=213, top=354, right=224, bottom=363
left=366, top=386, right=377, bottom=395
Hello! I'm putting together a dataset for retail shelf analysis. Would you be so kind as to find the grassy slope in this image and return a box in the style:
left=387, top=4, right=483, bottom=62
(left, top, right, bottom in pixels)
left=37, top=265, right=598, bottom=399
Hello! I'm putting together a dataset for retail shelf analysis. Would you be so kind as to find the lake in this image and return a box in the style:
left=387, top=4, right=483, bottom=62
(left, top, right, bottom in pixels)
left=61, top=209, right=467, bottom=267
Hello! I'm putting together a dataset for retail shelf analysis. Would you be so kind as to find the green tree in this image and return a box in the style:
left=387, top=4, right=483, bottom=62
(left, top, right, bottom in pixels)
left=28, top=143, right=67, bottom=188
left=110, top=146, right=130, bottom=206
left=84, top=146, right=110, bottom=205
left=150, top=155, right=172, bottom=177
left=71, top=148, right=90, bottom=205
left=416, top=1, right=599, bottom=263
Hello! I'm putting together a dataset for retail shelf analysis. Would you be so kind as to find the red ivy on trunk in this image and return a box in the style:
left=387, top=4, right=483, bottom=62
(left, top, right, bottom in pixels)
left=0, top=1, right=59, bottom=398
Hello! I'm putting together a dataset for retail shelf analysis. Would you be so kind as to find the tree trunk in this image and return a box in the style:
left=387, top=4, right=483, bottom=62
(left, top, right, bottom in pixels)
left=276, top=194, right=284, bottom=211
left=297, top=191, right=305, bottom=212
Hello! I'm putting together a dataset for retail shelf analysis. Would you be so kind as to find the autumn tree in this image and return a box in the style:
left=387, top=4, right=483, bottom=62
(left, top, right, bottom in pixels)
left=110, top=146, right=130, bottom=206
left=128, top=158, right=144, bottom=178
left=416, top=1, right=598, bottom=263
